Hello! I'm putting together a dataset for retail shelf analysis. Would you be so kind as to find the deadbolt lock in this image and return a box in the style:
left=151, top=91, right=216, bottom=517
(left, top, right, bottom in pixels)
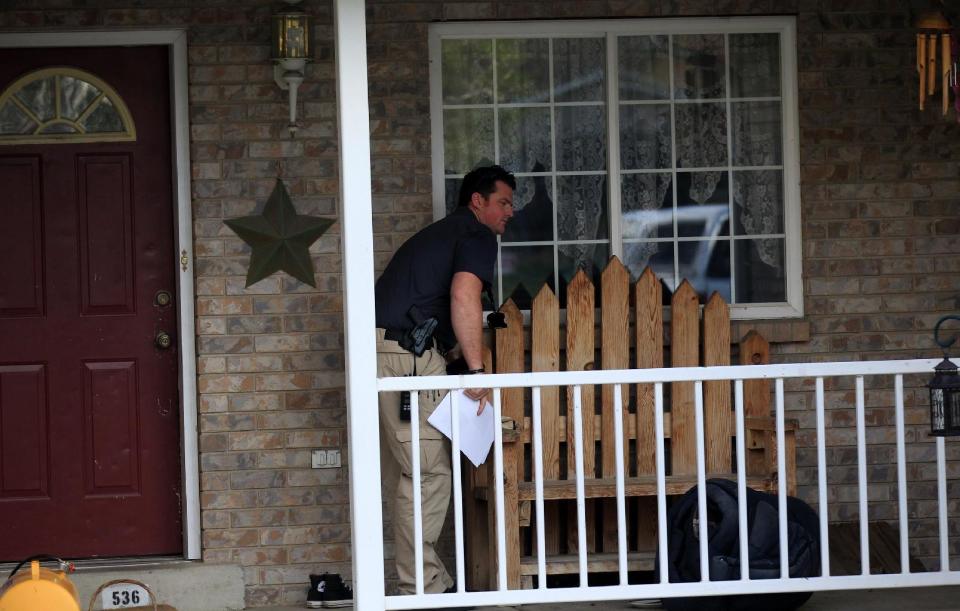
left=155, top=331, right=173, bottom=350
left=155, top=290, right=172, bottom=307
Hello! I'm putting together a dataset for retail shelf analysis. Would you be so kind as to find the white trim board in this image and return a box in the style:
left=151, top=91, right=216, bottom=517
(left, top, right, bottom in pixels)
left=0, top=29, right=200, bottom=560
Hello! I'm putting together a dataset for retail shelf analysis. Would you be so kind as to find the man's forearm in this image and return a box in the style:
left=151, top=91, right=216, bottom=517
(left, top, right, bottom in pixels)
left=450, top=272, right=484, bottom=370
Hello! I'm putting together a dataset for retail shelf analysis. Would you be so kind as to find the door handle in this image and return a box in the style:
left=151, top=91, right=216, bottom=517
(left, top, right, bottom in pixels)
left=155, top=331, right=173, bottom=350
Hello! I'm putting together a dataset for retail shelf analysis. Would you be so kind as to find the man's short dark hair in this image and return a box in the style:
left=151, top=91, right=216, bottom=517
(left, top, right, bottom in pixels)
left=457, top=165, right=516, bottom=207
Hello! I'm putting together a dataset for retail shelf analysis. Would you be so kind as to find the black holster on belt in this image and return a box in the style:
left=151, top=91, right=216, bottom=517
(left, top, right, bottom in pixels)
left=399, top=305, right=438, bottom=358
left=395, top=305, right=439, bottom=422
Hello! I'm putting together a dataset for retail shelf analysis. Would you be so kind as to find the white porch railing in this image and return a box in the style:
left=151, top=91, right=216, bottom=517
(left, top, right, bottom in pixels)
left=367, top=358, right=960, bottom=610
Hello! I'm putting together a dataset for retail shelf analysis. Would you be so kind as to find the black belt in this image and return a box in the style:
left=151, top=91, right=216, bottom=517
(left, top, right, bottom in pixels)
left=383, top=328, right=442, bottom=353
left=383, top=328, right=407, bottom=343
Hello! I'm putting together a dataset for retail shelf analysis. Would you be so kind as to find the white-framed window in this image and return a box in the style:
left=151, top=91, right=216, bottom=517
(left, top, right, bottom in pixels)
left=0, top=67, right=137, bottom=144
left=429, top=16, right=802, bottom=319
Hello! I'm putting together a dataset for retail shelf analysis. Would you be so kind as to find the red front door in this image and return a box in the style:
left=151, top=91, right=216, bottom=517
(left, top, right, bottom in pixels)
left=0, top=46, right=182, bottom=558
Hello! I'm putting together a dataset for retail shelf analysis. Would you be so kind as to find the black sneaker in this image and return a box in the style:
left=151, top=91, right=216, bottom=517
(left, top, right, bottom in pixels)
left=306, top=573, right=326, bottom=609
left=319, top=573, right=353, bottom=608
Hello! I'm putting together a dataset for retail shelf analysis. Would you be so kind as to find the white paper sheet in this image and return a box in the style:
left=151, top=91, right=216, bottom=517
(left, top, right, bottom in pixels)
left=427, top=389, right=495, bottom=467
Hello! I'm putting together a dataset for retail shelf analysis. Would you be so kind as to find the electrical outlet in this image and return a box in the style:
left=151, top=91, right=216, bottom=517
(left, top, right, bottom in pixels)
left=312, top=449, right=341, bottom=469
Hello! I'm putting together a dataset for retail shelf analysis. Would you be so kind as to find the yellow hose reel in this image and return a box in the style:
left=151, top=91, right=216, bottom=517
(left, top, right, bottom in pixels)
left=0, top=557, right=80, bottom=611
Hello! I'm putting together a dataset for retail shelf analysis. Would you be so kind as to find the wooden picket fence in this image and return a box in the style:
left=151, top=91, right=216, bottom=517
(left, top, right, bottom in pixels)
left=463, top=256, right=796, bottom=590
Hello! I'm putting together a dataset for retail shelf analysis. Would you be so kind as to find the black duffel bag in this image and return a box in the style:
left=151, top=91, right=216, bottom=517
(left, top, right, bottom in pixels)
left=659, top=478, right=820, bottom=611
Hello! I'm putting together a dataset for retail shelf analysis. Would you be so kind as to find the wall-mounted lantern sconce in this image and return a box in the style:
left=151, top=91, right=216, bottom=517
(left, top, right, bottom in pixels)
left=272, top=0, right=312, bottom=137
left=929, top=315, right=960, bottom=436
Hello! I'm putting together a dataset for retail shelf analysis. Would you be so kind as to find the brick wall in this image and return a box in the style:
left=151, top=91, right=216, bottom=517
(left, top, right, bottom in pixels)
left=187, top=4, right=352, bottom=606
left=781, top=3, right=960, bottom=567
left=2, top=0, right=959, bottom=606
left=3, top=2, right=349, bottom=607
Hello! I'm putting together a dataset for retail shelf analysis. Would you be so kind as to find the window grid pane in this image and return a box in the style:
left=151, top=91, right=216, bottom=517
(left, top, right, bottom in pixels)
left=441, top=36, right=609, bottom=308
left=0, top=68, right=135, bottom=143
left=616, top=31, right=784, bottom=304
left=438, top=24, right=789, bottom=310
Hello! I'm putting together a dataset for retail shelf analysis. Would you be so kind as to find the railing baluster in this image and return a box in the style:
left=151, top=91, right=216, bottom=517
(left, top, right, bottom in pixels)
left=493, top=388, right=507, bottom=590
left=855, top=375, right=869, bottom=576
left=654, top=382, right=669, bottom=584
left=376, top=359, right=952, bottom=608
left=734, top=380, right=749, bottom=581
left=894, top=374, right=909, bottom=575
left=816, top=377, right=830, bottom=577
left=450, top=389, right=465, bottom=592
left=776, top=378, right=788, bottom=579
left=613, top=384, right=628, bottom=584
left=409, top=389, right=424, bottom=595
left=694, top=381, right=709, bottom=582
left=572, top=384, right=588, bottom=587
left=937, top=436, right=950, bottom=572
left=532, top=386, right=547, bottom=589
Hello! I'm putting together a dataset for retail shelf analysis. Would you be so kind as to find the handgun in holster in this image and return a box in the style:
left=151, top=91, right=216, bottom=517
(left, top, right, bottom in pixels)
left=399, top=304, right=438, bottom=358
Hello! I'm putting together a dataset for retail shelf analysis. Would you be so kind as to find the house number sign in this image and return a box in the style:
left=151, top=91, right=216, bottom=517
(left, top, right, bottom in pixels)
left=100, top=582, right=151, bottom=609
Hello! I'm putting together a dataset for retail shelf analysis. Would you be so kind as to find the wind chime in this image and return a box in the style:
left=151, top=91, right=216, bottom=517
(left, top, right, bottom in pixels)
left=916, top=8, right=957, bottom=117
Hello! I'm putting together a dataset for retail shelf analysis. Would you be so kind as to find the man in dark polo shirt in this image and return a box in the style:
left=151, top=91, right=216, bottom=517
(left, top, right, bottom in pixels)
left=375, top=165, right=515, bottom=595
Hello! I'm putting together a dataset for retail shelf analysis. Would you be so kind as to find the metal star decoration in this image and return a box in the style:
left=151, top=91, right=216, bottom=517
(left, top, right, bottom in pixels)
left=224, top=178, right=334, bottom=287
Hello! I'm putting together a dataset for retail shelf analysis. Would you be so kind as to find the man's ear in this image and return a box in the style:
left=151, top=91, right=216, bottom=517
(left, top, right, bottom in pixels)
left=470, top=191, right=484, bottom=208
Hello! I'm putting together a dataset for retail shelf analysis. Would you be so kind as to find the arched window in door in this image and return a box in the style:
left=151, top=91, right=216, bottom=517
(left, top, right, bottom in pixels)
left=0, top=67, right=136, bottom=144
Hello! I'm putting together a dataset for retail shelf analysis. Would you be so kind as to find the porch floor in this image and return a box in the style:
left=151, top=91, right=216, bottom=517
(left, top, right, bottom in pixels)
left=254, top=585, right=960, bottom=611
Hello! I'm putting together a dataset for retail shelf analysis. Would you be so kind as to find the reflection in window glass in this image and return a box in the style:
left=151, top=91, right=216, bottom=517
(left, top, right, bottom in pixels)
left=707, top=234, right=731, bottom=278
left=15, top=77, right=55, bottom=122
left=621, top=173, right=673, bottom=239
left=676, top=173, right=728, bottom=238
left=735, top=238, right=785, bottom=303
left=675, top=103, right=727, bottom=168
left=618, top=35, right=670, bottom=100
left=732, top=101, right=782, bottom=167
left=82, top=97, right=124, bottom=133
left=434, top=22, right=795, bottom=314
left=442, top=109, right=494, bottom=174
left=0, top=103, right=36, bottom=134
left=619, top=104, right=671, bottom=170
left=442, top=39, right=493, bottom=105
left=733, top=170, right=783, bottom=236
left=555, top=105, right=606, bottom=172
left=673, top=34, right=725, bottom=100
left=557, top=175, right=606, bottom=241
left=0, top=68, right=135, bottom=142
left=730, top=34, right=780, bottom=98
left=677, top=172, right=728, bottom=206
left=503, top=173, right=553, bottom=243
left=553, top=38, right=605, bottom=103
left=60, top=76, right=102, bottom=121
left=678, top=239, right=731, bottom=302
left=497, top=38, right=550, bottom=104
left=444, top=178, right=462, bottom=216
left=499, top=107, right=551, bottom=173
left=500, top=245, right=554, bottom=309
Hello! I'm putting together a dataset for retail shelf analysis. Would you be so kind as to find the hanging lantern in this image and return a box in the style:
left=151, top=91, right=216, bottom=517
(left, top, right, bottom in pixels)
left=915, top=8, right=953, bottom=115
left=929, top=315, right=960, bottom=437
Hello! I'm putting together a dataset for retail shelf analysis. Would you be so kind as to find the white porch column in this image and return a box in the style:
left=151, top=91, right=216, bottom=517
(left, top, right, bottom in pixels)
left=334, top=1, right=385, bottom=609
